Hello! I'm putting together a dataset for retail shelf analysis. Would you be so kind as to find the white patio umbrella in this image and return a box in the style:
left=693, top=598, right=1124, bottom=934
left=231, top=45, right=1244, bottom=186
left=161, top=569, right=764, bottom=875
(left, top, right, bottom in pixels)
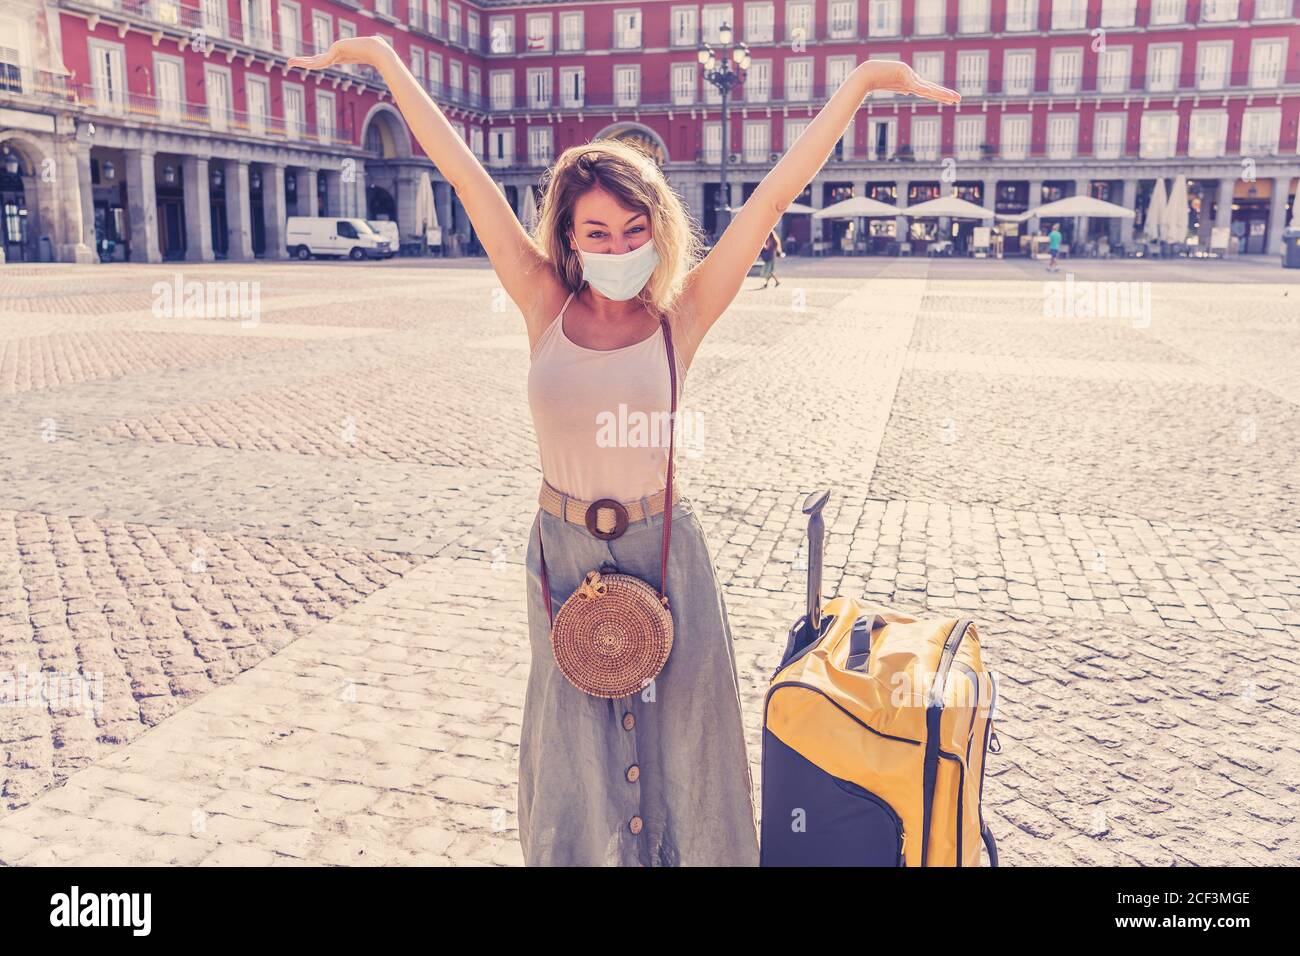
left=1163, top=174, right=1189, bottom=245
left=415, top=171, right=436, bottom=231
left=1001, top=196, right=1136, bottom=222
left=1143, top=178, right=1167, bottom=243
left=812, top=195, right=900, bottom=219
left=901, top=196, right=995, bottom=219
left=522, top=184, right=540, bottom=232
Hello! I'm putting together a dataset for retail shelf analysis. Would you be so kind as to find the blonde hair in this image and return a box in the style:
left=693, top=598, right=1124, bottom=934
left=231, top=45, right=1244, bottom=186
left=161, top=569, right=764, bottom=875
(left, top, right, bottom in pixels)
left=531, top=138, right=705, bottom=319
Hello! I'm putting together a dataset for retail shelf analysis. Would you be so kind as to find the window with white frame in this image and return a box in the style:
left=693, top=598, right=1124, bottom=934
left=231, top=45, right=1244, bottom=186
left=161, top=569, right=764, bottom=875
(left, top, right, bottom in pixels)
left=614, top=9, right=642, bottom=48
left=914, top=0, right=945, bottom=35
left=1149, top=0, right=1186, bottom=24
left=671, top=6, right=698, bottom=45
left=1050, top=48, right=1081, bottom=94
left=1196, top=42, right=1230, bottom=90
left=954, top=115, right=984, bottom=159
left=866, top=117, right=895, bottom=159
left=245, top=75, right=269, bottom=135
left=410, top=47, right=424, bottom=83
left=526, top=13, right=551, bottom=52
left=467, top=11, right=481, bottom=48
left=1003, top=50, right=1033, bottom=94
left=283, top=82, right=304, bottom=138
left=1188, top=111, right=1228, bottom=157
left=1004, top=0, right=1036, bottom=30
left=866, top=0, right=899, bottom=35
left=427, top=53, right=442, bottom=89
left=1100, top=0, right=1135, bottom=27
left=469, top=66, right=480, bottom=102
left=1093, top=113, right=1125, bottom=158
left=205, top=64, right=233, bottom=130
left=1240, top=109, right=1281, bottom=154
left=528, top=126, right=552, bottom=165
left=1097, top=48, right=1130, bottom=93
left=526, top=68, right=550, bottom=108
left=200, top=0, right=226, bottom=38
left=1053, top=0, right=1087, bottom=28
left=1200, top=0, right=1238, bottom=21
left=488, top=15, right=514, bottom=54
left=746, top=2, right=775, bottom=42
left=958, top=0, right=990, bottom=33
left=672, top=62, right=695, bottom=104
left=702, top=5, right=735, bottom=43
left=703, top=121, right=722, bottom=161
left=1000, top=113, right=1030, bottom=159
left=559, top=66, right=584, bottom=107
left=1046, top=113, right=1077, bottom=158
left=747, top=59, right=772, bottom=100
left=1138, top=113, right=1178, bottom=158
left=446, top=3, right=461, bottom=43
left=785, top=1, right=813, bottom=42
left=374, top=0, right=391, bottom=18
left=449, top=60, right=463, bottom=93
left=1249, top=39, right=1285, bottom=88
left=488, top=127, right=514, bottom=166
left=559, top=11, right=583, bottom=50
left=409, top=0, right=422, bottom=28
left=614, top=64, right=640, bottom=106
left=490, top=71, right=513, bottom=110
left=311, top=12, right=331, bottom=54
left=913, top=51, right=944, bottom=86
left=1145, top=45, right=1179, bottom=92
left=450, top=120, right=464, bottom=145
left=470, top=126, right=483, bottom=157
left=743, top=120, right=771, bottom=161
left=278, top=1, right=302, bottom=57
left=785, top=58, right=813, bottom=100
left=956, top=50, right=987, bottom=95
left=825, top=56, right=855, bottom=94
left=154, top=55, right=183, bottom=123
left=910, top=116, right=940, bottom=160
left=1254, top=0, right=1290, bottom=17
left=315, top=90, right=335, bottom=141
left=828, top=0, right=856, bottom=37
left=784, top=117, right=810, bottom=151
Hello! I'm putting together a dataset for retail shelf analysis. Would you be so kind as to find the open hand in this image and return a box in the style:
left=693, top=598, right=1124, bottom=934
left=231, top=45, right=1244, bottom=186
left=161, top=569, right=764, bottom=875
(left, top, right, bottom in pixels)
left=859, top=60, right=960, bottom=105
left=287, top=36, right=388, bottom=72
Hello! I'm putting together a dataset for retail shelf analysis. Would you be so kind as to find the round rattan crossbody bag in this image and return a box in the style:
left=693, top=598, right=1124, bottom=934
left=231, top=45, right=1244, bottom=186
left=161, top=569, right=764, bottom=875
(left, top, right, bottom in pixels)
left=535, top=312, right=681, bottom=698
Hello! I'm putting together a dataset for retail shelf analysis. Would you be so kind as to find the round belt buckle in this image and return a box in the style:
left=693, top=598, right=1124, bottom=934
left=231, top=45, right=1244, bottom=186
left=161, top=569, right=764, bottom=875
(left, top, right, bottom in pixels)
left=585, top=498, right=629, bottom=540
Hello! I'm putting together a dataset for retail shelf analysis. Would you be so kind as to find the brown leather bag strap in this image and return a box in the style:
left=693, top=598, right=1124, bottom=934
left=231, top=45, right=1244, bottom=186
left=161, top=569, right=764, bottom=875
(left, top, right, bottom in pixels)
left=537, top=313, right=680, bottom=626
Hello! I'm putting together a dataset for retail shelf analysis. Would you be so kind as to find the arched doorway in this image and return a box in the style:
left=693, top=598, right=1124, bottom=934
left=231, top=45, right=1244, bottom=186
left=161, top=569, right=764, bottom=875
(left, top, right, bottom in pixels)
left=594, top=122, right=670, bottom=166
left=0, top=141, right=33, bottom=262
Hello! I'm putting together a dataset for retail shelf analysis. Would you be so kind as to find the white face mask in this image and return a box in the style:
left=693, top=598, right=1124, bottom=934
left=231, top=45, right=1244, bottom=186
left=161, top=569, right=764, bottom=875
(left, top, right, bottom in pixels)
left=574, top=239, right=661, bottom=301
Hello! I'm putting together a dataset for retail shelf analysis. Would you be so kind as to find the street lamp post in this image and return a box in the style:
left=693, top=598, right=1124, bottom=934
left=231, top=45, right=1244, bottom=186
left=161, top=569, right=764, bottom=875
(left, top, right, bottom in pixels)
left=698, top=23, right=750, bottom=241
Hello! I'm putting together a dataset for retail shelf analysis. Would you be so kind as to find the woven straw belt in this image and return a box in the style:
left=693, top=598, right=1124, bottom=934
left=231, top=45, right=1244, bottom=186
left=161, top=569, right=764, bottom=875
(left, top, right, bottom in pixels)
left=538, top=480, right=684, bottom=539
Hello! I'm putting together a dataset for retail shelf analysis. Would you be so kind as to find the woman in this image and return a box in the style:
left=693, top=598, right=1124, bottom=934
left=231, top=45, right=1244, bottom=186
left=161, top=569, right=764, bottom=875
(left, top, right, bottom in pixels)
left=290, top=38, right=958, bottom=867
left=758, top=228, right=784, bottom=289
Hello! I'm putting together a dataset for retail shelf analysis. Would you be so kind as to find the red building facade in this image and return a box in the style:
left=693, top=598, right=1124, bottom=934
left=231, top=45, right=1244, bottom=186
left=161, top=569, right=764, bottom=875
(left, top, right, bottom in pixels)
left=1, top=0, right=1296, bottom=262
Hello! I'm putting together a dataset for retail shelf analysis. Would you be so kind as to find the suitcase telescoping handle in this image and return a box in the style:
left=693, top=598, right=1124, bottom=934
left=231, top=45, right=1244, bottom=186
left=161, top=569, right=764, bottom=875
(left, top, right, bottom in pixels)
left=802, top=490, right=830, bottom=633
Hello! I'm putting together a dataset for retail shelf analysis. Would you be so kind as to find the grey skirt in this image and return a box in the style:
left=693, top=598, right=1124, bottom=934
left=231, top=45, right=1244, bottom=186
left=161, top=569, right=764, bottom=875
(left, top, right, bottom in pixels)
left=519, top=493, right=761, bottom=867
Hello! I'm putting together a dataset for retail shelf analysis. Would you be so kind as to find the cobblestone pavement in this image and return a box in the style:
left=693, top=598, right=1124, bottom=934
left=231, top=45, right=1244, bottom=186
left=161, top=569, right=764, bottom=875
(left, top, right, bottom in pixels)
left=0, top=256, right=1296, bottom=866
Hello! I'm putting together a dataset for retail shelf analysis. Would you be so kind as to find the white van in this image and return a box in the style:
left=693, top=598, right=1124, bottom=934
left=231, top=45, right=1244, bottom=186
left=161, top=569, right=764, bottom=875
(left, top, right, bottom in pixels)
left=285, top=217, right=393, bottom=260
left=366, top=220, right=400, bottom=258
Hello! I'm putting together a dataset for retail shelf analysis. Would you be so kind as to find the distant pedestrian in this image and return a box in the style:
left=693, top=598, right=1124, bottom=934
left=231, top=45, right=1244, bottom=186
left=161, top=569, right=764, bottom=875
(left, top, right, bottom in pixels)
left=1047, top=223, right=1062, bottom=272
left=759, top=229, right=784, bottom=288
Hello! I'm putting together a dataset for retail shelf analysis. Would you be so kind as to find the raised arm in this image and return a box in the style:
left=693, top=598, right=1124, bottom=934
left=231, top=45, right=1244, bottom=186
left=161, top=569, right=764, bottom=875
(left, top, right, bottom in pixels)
left=675, top=60, right=959, bottom=355
left=288, top=37, right=566, bottom=334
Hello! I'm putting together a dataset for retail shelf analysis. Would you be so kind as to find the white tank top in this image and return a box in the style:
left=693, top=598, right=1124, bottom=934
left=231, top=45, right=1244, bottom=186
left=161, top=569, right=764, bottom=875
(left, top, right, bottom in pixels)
left=527, top=290, right=686, bottom=504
